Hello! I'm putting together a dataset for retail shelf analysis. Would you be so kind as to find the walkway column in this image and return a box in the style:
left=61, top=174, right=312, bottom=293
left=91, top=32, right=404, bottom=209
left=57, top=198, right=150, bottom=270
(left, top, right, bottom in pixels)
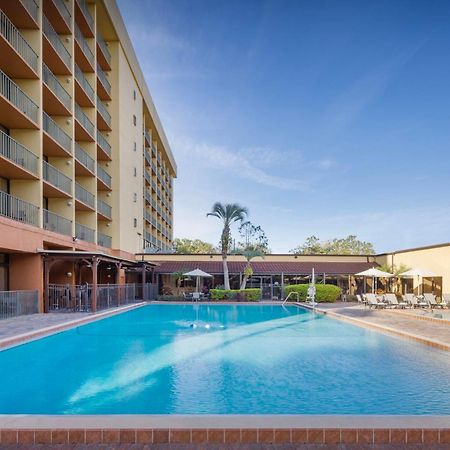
left=92, top=257, right=98, bottom=312
left=141, top=264, right=146, bottom=300
left=43, top=258, right=50, bottom=313
left=281, top=272, right=284, bottom=301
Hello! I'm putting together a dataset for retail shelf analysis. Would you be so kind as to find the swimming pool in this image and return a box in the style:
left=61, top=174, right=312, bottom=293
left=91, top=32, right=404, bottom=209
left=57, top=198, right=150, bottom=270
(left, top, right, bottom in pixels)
left=0, top=303, right=449, bottom=415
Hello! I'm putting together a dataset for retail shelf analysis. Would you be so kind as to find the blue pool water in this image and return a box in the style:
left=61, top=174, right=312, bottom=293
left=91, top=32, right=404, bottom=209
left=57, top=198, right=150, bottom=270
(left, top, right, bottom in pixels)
left=0, top=304, right=449, bottom=414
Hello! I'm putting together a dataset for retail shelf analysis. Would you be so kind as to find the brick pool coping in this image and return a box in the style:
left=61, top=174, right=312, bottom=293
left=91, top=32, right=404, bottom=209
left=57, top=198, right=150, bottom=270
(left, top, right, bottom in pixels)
left=0, top=415, right=449, bottom=445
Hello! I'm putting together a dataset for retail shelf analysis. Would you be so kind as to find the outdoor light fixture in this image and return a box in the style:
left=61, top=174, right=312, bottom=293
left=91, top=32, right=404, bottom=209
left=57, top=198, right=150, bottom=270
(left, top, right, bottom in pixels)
left=72, top=236, right=78, bottom=242
left=66, top=119, right=71, bottom=125
left=66, top=272, right=72, bottom=277
left=67, top=201, right=72, bottom=206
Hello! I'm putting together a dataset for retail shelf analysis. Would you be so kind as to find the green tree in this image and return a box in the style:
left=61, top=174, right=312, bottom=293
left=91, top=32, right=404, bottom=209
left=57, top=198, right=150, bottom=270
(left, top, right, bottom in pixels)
left=237, top=221, right=270, bottom=253
left=173, top=238, right=216, bottom=254
left=239, top=246, right=265, bottom=289
left=291, top=235, right=375, bottom=255
left=171, top=269, right=189, bottom=294
left=207, top=202, right=248, bottom=290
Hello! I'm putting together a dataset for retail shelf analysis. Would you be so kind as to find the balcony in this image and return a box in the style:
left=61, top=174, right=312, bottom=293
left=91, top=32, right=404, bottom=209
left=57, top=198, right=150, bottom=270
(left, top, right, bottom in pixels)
left=75, top=182, right=95, bottom=210
left=43, top=160, right=72, bottom=198
left=0, top=0, right=39, bottom=29
left=96, top=96, right=111, bottom=130
left=96, top=63, right=111, bottom=100
left=43, top=112, right=72, bottom=157
left=97, top=198, right=111, bottom=220
left=75, top=222, right=95, bottom=243
left=97, top=231, right=112, bottom=248
left=144, top=149, right=151, bottom=166
left=75, top=0, right=94, bottom=38
left=144, top=190, right=151, bottom=205
left=96, top=33, right=111, bottom=70
left=74, top=143, right=94, bottom=176
left=42, top=64, right=71, bottom=115
left=43, top=0, right=71, bottom=34
left=0, top=9, right=38, bottom=78
left=144, top=169, right=151, bottom=186
left=74, top=23, right=94, bottom=72
left=97, top=164, right=111, bottom=191
left=144, top=209, right=152, bottom=225
left=75, top=104, right=95, bottom=141
left=144, top=129, right=151, bottom=146
left=96, top=130, right=111, bottom=161
left=43, top=209, right=72, bottom=236
left=0, top=69, right=39, bottom=128
left=0, top=190, right=39, bottom=227
left=74, top=64, right=95, bottom=107
left=42, top=15, right=71, bottom=75
left=0, top=130, right=38, bottom=179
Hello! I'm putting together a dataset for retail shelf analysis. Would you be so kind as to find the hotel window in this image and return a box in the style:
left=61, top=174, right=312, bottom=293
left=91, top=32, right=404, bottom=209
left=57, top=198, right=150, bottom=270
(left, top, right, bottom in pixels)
left=133, top=218, right=137, bottom=228
left=133, top=193, right=137, bottom=203
left=134, top=167, right=137, bottom=177
left=133, top=90, right=136, bottom=100
left=133, top=142, right=136, bottom=152
left=133, top=115, right=136, bottom=126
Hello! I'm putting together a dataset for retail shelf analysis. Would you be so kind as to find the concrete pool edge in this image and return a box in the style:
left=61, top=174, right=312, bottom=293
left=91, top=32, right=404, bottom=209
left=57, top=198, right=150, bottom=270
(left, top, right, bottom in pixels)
left=299, top=303, right=450, bottom=352
left=0, top=415, right=449, bottom=445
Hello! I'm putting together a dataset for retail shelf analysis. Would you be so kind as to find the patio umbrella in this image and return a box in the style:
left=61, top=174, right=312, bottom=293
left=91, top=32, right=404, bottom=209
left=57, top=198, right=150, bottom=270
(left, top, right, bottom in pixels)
left=398, top=268, right=436, bottom=295
left=355, top=267, right=394, bottom=293
left=183, top=268, right=213, bottom=293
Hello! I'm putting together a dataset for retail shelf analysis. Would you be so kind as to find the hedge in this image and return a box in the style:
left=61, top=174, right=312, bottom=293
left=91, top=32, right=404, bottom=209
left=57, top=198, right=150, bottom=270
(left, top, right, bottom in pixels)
left=210, top=288, right=261, bottom=301
left=284, top=284, right=341, bottom=303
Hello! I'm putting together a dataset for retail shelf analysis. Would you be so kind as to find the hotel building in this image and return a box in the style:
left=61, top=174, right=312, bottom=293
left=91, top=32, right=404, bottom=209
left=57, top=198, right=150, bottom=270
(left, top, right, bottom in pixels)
left=0, top=0, right=176, bottom=311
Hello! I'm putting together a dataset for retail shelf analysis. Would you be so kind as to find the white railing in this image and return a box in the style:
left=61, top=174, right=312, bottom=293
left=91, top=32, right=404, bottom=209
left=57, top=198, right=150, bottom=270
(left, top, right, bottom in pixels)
left=42, top=63, right=71, bottom=111
left=96, top=96, right=111, bottom=126
left=96, top=130, right=111, bottom=157
left=43, top=209, right=72, bottom=236
left=97, top=164, right=111, bottom=188
left=0, top=130, right=38, bottom=175
left=52, top=0, right=71, bottom=28
left=43, top=112, right=72, bottom=153
left=75, top=182, right=95, bottom=208
left=97, top=33, right=111, bottom=65
left=97, top=231, right=112, bottom=248
left=20, top=0, right=39, bottom=23
left=43, top=15, right=71, bottom=68
left=76, top=0, right=94, bottom=31
left=43, top=160, right=72, bottom=195
left=97, top=198, right=111, bottom=218
left=75, top=143, right=94, bottom=173
left=75, top=23, right=94, bottom=67
left=0, top=290, right=38, bottom=319
left=75, top=103, right=95, bottom=138
left=75, top=222, right=95, bottom=243
left=75, top=64, right=95, bottom=102
left=97, top=63, right=111, bottom=95
left=0, top=9, right=38, bottom=72
left=0, top=191, right=39, bottom=226
left=0, top=69, right=38, bottom=123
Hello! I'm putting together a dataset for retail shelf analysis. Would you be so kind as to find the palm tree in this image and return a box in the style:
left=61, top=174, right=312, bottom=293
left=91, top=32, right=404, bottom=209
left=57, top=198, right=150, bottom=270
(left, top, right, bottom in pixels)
left=240, top=246, right=265, bottom=289
left=171, top=269, right=188, bottom=295
left=207, top=202, right=248, bottom=290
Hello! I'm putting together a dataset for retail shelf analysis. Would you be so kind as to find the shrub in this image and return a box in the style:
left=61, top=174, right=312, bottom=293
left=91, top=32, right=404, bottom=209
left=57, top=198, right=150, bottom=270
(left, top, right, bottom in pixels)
left=284, top=284, right=341, bottom=303
left=210, top=288, right=261, bottom=301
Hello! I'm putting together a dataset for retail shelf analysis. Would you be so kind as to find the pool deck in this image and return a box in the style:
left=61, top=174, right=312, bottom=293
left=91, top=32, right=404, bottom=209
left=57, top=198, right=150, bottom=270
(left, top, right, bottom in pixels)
left=301, top=302, right=450, bottom=351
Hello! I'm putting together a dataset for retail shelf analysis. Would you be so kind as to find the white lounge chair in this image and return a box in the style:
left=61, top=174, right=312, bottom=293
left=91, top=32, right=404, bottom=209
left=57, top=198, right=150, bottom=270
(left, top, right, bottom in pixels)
left=192, top=292, right=201, bottom=302
left=384, top=293, right=408, bottom=309
left=404, top=293, right=427, bottom=308
left=356, top=294, right=365, bottom=306
left=442, top=294, right=450, bottom=307
left=366, top=293, right=386, bottom=309
left=424, top=293, right=445, bottom=309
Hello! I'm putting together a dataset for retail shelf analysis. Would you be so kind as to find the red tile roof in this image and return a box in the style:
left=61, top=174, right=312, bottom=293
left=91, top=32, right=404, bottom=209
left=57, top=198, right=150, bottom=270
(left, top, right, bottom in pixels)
left=152, top=260, right=377, bottom=275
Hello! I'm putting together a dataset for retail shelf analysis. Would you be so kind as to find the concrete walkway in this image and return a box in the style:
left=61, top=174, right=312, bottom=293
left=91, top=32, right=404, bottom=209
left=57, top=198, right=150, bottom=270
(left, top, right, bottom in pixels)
left=312, top=302, right=450, bottom=349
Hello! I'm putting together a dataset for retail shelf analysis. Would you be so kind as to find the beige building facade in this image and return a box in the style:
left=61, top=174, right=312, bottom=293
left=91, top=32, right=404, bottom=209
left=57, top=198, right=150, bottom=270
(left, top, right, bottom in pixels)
left=0, top=0, right=176, bottom=309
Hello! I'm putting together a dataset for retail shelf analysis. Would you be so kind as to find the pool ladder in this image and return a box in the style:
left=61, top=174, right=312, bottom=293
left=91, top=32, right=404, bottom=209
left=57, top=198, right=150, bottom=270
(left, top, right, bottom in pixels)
left=282, top=291, right=299, bottom=305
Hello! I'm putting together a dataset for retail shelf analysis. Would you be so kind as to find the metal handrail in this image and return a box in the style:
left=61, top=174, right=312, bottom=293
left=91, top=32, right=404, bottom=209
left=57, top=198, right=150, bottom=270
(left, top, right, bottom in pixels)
left=97, top=231, right=112, bottom=248
left=76, top=0, right=94, bottom=32
left=96, top=96, right=111, bottom=126
left=20, top=0, right=39, bottom=23
left=97, top=33, right=111, bottom=65
left=0, top=190, right=39, bottom=226
left=97, top=198, right=111, bottom=218
left=52, top=0, right=71, bottom=27
left=43, top=209, right=72, bottom=236
left=75, top=143, right=95, bottom=173
left=75, top=23, right=94, bottom=67
left=0, top=69, right=38, bottom=124
left=97, top=164, right=111, bottom=187
left=96, top=63, right=111, bottom=95
left=43, top=160, right=72, bottom=194
left=0, top=289, right=38, bottom=319
left=43, top=15, right=71, bottom=68
left=75, top=222, right=95, bottom=243
left=0, top=130, right=38, bottom=175
left=75, top=103, right=95, bottom=138
left=75, top=182, right=95, bottom=208
left=42, top=63, right=71, bottom=111
left=74, top=64, right=95, bottom=102
left=96, top=130, right=111, bottom=157
left=0, top=9, right=38, bottom=72
left=43, top=112, right=72, bottom=154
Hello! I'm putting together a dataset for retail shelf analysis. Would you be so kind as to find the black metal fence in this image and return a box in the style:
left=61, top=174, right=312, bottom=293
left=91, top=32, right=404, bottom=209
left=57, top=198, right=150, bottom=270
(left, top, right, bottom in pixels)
left=0, top=290, right=39, bottom=319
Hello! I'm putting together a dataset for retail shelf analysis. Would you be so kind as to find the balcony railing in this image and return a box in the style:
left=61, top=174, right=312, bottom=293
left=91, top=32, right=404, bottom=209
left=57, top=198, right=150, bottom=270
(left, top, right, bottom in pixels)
left=43, top=15, right=71, bottom=69
left=42, top=63, right=71, bottom=111
left=97, top=231, right=112, bottom=248
left=43, top=160, right=72, bottom=195
left=74, top=63, right=95, bottom=103
left=75, top=23, right=94, bottom=68
left=75, top=182, right=95, bottom=208
left=0, top=290, right=38, bottom=319
left=20, top=0, right=39, bottom=23
left=97, top=33, right=111, bottom=65
left=97, top=63, right=111, bottom=95
left=144, top=190, right=152, bottom=204
left=144, top=170, right=151, bottom=184
left=97, top=130, right=111, bottom=157
left=53, top=0, right=71, bottom=28
left=144, top=149, right=151, bottom=165
left=75, top=143, right=94, bottom=173
left=96, top=96, right=111, bottom=127
left=76, top=0, right=94, bottom=32
left=0, top=10, right=38, bottom=73
left=97, top=164, right=111, bottom=188
left=0, top=69, right=38, bottom=124
left=144, top=129, right=151, bottom=144
left=43, top=209, right=72, bottom=236
left=43, top=112, right=72, bottom=154
left=0, top=130, right=38, bottom=175
left=75, top=222, right=95, bottom=243
left=0, top=190, right=39, bottom=226
left=75, top=103, right=95, bottom=138
left=97, top=198, right=111, bottom=218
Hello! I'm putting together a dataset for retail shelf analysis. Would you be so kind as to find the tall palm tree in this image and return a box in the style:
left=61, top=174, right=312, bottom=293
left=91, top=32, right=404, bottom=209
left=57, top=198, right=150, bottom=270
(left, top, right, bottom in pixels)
left=207, top=202, right=248, bottom=290
left=240, top=246, right=265, bottom=290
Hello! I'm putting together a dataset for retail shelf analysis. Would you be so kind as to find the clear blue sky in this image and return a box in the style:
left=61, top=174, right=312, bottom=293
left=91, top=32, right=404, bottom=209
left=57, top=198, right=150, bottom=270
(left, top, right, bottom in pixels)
left=117, top=0, right=450, bottom=253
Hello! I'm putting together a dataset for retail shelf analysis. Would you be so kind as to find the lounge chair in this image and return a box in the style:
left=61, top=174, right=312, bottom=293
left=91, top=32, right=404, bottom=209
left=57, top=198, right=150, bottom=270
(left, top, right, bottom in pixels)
left=403, top=293, right=427, bottom=308
left=356, top=294, right=365, bottom=306
left=384, top=293, right=408, bottom=309
left=366, top=293, right=386, bottom=309
left=442, top=294, right=450, bottom=307
left=423, top=293, right=446, bottom=309
left=192, top=292, right=201, bottom=302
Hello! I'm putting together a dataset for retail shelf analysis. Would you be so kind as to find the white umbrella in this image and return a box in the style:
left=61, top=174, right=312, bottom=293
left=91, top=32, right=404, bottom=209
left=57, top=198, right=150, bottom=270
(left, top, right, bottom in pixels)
left=399, top=268, right=436, bottom=295
left=355, top=267, right=394, bottom=293
left=184, top=268, right=213, bottom=293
